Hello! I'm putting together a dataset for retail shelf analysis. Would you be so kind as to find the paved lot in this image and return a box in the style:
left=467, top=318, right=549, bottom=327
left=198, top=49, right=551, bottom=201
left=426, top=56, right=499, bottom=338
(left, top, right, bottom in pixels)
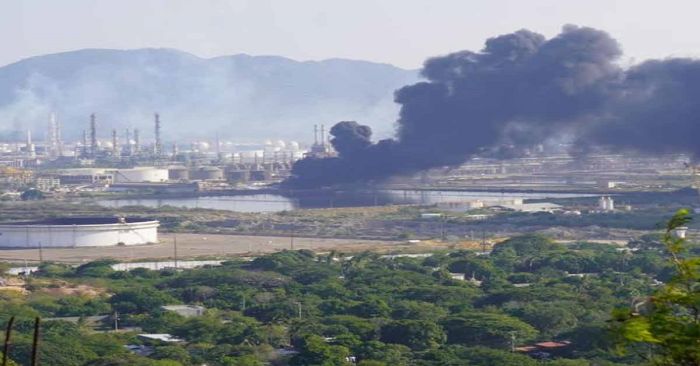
left=0, top=233, right=398, bottom=264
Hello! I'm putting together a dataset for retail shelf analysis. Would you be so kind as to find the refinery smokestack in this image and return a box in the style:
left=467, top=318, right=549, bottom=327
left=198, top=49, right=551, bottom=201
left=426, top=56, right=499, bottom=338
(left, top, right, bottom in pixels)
left=134, top=128, right=140, bottom=155
left=89, top=113, right=97, bottom=158
left=47, top=113, right=60, bottom=158
left=112, top=129, right=119, bottom=157
left=154, top=113, right=162, bottom=157
left=125, top=128, right=131, bottom=156
left=82, top=130, right=88, bottom=157
left=26, top=129, right=35, bottom=158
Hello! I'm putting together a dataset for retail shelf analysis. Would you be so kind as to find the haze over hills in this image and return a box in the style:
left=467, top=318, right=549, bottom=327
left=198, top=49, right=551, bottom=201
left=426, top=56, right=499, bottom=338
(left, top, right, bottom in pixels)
left=0, top=48, right=419, bottom=143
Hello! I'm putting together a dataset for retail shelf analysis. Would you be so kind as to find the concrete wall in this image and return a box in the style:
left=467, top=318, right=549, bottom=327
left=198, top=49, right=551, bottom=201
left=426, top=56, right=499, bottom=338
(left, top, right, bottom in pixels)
left=0, top=221, right=159, bottom=248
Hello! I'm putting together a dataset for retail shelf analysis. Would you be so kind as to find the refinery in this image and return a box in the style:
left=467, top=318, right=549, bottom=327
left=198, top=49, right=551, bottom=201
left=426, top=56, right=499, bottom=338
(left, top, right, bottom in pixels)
left=0, top=112, right=344, bottom=196
left=0, top=110, right=697, bottom=204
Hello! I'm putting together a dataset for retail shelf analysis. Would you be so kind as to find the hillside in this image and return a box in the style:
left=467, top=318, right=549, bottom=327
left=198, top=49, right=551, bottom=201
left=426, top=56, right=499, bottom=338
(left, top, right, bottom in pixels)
left=0, top=49, right=419, bottom=142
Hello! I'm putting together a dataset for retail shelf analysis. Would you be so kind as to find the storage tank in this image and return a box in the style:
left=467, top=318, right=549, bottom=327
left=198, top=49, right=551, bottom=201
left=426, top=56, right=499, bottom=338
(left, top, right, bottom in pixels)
left=168, top=166, right=190, bottom=181
left=249, top=170, right=271, bottom=181
left=190, top=166, right=224, bottom=180
left=226, top=170, right=250, bottom=183
left=0, top=217, right=159, bottom=248
left=112, top=167, right=169, bottom=183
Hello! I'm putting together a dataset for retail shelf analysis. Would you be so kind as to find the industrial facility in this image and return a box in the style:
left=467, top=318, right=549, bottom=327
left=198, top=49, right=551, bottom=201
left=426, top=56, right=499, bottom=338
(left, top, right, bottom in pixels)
left=0, top=217, right=159, bottom=248
left=0, top=112, right=314, bottom=194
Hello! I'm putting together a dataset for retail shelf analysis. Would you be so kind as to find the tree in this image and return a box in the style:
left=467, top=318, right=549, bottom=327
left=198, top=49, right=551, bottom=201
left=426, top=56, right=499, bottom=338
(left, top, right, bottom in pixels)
left=612, top=209, right=700, bottom=365
left=454, top=346, right=539, bottom=366
left=442, top=312, right=537, bottom=348
left=380, top=320, right=446, bottom=350
left=151, top=346, right=191, bottom=364
left=109, top=287, right=177, bottom=314
left=75, top=260, right=118, bottom=277
left=290, top=335, right=351, bottom=366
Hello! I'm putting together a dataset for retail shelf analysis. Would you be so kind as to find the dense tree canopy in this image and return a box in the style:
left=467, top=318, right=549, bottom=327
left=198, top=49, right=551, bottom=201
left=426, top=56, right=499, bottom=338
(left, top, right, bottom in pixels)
left=0, top=215, right=697, bottom=365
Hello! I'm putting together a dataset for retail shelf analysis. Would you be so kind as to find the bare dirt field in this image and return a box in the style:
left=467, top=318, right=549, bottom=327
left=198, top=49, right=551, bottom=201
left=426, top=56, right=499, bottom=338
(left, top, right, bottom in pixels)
left=0, top=234, right=403, bottom=264
left=0, top=233, right=500, bottom=264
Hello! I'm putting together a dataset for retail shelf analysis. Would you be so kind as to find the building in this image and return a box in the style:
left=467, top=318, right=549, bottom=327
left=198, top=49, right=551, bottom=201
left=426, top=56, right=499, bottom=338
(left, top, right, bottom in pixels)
left=57, top=168, right=113, bottom=185
left=598, top=196, right=615, bottom=211
left=0, top=217, right=159, bottom=248
left=35, top=177, right=61, bottom=191
left=137, top=334, right=184, bottom=344
left=161, top=305, right=206, bottom=317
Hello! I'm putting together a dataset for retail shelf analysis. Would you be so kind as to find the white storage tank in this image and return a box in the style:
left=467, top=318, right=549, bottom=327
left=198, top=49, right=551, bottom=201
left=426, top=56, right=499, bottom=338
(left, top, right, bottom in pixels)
left=0, top=217, right=159, bottom=248
left=112, top=167, right=169, bottom=183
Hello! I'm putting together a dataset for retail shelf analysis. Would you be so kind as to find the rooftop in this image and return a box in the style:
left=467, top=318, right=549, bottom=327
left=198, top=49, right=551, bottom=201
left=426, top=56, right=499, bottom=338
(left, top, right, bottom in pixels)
left=0, top=217, right=155, bottom=226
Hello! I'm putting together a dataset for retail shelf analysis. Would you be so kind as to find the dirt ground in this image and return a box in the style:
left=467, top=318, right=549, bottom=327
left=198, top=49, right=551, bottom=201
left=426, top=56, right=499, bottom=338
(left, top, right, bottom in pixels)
left=0, top=232, right=502, bottom=264
left=0, top=233, right=405, bottom=264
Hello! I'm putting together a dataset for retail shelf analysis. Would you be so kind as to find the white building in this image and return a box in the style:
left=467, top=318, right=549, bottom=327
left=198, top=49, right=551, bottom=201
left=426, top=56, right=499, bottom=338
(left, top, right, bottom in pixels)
left=598, top=196, right=615, bottom=211
left=0, top=217, right=159, bottom=248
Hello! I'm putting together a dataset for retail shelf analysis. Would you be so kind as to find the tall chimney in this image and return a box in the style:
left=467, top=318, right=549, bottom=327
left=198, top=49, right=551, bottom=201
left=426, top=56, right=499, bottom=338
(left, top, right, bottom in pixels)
left=125, top=128, right=131, bottom=155
left=134, top=129, right=140, bottom=155
left=216, top=134, right=223, bottom=160
left=89, top=113, right=97, bottom=158
left=47, top=113, right=58, bottom=158
left=112, top=129, right=119, bottom=157
left=314, top=124, right=318, bottom=145
left=82, top=130, right=88, bottom=157
left=154, top=113, right=162, bottom=157
left=26, top=129, right=35, bottom=158
left=320, top=124, right=325, bottom=147
left=56, top=117, right=63, bottom=157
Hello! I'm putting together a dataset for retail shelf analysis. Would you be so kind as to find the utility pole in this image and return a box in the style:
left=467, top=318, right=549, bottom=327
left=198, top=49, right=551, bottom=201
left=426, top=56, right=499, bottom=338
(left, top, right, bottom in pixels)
left=295, top=301, right=302, bottom=319
left=440, top=215, right=446, bottom=241
left=38, top=241, right=43, bottom=263
left=173, top=234, right=178, bottom=269
left=3, top=316, right=15, bottom=366
left=113, top=311, right=119, bottom=331
left=290, top=229, right=295, bottom=250
left=510, top=331, right=517, bottom=353
left=30, top=317, right=40, bottom=366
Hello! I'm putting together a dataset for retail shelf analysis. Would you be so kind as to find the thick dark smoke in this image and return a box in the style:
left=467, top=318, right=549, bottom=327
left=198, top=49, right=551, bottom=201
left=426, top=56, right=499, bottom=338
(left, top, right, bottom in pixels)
left=287, top=25, right=700, bottom=188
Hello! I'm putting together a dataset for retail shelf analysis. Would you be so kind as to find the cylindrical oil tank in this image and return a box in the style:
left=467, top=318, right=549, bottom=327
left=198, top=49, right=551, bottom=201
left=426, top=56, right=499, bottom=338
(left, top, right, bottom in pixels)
left=0, top=217, right=159, bottom=248
left=249, top=170, right=271, bottom=181
left=226, top=170, right=250, bottom=183
left=168, top=166, right=190, bottom=181
left=190, top=166, right=224, bottom=180
left=112, top=168, right=169, bottom=183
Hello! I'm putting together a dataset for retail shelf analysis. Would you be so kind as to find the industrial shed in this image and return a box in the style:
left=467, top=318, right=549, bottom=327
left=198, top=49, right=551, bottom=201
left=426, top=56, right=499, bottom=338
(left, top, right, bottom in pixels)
left=0, top=217, right=159, bottom=248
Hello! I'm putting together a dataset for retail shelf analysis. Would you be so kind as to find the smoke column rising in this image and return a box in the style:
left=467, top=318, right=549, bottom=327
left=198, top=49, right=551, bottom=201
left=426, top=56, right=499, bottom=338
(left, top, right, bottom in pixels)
left=288, top=25, right=700, bottom=188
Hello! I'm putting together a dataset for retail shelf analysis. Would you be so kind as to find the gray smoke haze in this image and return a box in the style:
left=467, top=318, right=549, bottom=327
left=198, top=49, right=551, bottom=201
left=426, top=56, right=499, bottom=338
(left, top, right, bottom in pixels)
left=288, top=25, right=700, bottom=188
left=0, top=49, right=417, bottom=141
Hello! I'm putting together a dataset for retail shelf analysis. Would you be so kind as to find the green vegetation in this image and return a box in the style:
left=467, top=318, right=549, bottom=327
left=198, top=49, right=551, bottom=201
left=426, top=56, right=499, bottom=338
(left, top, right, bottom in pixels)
left=0, top=222, right=696, bottom=365
left=612, top=209, right=700, bottom=365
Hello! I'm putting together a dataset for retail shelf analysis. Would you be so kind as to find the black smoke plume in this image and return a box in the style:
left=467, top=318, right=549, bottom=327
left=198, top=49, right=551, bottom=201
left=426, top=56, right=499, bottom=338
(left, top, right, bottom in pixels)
left=287, top=25, right=700, bottom=188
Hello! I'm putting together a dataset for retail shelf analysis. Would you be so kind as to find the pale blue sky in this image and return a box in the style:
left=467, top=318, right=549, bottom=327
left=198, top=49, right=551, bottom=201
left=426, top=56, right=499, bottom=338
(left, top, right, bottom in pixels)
left=2, top=0, right=699, bottom=68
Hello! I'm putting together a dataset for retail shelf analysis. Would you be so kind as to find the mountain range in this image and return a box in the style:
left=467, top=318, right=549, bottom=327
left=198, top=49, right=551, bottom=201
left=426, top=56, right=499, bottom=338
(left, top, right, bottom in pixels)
left=0, top=48, right=419, bottom=143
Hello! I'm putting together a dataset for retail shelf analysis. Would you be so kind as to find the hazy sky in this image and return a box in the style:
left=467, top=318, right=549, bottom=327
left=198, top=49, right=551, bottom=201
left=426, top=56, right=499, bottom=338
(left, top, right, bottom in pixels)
left=2, top=0, right=700, bottom=69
